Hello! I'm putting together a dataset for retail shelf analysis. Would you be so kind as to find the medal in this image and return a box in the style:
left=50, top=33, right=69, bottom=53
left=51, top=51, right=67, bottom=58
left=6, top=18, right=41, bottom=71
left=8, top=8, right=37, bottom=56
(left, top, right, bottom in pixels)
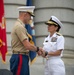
left=51, top=37, right=57, bottom=42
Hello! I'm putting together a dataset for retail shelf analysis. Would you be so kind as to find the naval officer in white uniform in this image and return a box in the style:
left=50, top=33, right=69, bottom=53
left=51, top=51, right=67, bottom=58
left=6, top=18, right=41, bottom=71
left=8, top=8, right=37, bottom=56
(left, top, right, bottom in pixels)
left=42, top=16, right=65, bottom=75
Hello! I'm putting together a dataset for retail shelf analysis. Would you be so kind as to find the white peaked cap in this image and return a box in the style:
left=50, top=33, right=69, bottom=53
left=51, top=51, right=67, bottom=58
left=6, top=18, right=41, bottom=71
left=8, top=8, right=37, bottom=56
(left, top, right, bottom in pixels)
left=18, top=6, right=35, bottom=16
left=50, top=16, right=63, bottom=28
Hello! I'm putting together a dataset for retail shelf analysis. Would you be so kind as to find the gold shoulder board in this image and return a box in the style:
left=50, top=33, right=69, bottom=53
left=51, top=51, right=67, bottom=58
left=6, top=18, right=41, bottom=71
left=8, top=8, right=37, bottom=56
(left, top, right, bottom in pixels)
left=56, top=32, right=62, bottom=36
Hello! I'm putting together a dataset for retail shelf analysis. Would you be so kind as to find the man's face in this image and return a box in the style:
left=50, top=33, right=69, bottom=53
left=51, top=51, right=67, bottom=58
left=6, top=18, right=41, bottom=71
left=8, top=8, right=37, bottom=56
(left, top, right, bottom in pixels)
left=23, top=12, right=31, bottom=24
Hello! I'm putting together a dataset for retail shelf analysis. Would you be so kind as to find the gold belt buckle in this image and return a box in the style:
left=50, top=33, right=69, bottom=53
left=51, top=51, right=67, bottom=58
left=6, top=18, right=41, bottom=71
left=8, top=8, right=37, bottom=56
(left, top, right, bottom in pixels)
left=23, top=52, right=29, bottom=55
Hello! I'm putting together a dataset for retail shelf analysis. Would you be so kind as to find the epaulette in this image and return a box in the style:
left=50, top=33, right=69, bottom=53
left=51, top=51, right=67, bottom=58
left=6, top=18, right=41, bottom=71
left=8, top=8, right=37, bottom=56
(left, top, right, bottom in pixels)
left=56, top=32, right=62, bottom=36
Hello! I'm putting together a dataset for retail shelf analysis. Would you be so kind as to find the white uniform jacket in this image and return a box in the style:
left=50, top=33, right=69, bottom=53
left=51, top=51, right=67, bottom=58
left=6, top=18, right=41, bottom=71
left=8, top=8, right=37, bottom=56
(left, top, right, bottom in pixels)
left=43, top=32, right=65, bottom=58
left=43, top=32, right=65, bottom=75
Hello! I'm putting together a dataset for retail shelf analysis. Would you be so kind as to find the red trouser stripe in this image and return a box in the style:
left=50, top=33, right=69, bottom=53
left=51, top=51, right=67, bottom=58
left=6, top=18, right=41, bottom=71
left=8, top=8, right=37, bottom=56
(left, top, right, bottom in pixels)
left=16, top=54, right=22, bottom=75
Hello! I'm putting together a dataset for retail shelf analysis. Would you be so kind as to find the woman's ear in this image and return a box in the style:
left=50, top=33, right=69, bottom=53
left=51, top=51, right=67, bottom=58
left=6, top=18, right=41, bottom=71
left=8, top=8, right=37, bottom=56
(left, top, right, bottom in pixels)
left=55, top=26, right=58, bottom=31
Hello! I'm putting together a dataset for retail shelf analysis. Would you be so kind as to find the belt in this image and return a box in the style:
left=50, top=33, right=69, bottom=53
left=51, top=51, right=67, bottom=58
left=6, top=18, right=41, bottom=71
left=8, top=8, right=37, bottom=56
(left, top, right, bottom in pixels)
left=12, top=50, right=29, bottom=55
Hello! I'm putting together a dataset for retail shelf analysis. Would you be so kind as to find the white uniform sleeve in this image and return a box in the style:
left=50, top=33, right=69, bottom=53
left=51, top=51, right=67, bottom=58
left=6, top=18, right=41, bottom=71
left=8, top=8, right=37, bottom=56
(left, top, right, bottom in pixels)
left=57, top=36, right=65, bottom=50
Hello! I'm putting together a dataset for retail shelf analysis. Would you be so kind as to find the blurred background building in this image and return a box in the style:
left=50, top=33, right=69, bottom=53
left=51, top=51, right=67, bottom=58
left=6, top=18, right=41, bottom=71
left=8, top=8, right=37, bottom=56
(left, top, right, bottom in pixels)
left=0, top=0, right=74, bottom=75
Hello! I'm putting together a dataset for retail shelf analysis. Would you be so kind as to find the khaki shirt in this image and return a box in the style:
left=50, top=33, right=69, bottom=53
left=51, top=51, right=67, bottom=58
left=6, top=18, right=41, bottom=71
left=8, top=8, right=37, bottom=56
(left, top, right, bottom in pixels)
left=11, top=19, right=29, bottom=52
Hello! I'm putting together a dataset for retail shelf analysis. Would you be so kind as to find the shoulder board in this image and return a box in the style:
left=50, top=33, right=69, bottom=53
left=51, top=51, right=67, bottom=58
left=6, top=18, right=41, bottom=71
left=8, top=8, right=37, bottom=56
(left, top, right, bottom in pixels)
left=56, top=32, right=62, bottom=36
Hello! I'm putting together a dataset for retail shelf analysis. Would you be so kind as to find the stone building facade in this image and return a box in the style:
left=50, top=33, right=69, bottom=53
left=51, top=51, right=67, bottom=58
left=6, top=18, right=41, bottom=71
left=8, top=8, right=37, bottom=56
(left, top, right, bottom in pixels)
left=0, top=0, right=74, bottom=75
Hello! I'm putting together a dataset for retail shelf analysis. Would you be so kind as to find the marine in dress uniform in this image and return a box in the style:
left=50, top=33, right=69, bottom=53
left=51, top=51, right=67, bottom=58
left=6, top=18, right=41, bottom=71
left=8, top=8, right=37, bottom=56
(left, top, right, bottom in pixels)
left=42, top=16, right=65, bottom=75
left=10, top=6, right=41, bottom=75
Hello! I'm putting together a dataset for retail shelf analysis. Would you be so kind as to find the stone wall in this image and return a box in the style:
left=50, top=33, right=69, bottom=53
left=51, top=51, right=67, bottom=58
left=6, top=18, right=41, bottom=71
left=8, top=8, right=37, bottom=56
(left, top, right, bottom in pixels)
left=33, top=0, right=74, bottom=75
left=0, top=0, right=74, bottom=75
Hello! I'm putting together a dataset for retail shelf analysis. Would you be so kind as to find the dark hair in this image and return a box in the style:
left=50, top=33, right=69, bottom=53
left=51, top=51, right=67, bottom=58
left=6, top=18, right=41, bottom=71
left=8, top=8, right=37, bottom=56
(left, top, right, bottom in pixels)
left=56, top=25, right=61, bottom=32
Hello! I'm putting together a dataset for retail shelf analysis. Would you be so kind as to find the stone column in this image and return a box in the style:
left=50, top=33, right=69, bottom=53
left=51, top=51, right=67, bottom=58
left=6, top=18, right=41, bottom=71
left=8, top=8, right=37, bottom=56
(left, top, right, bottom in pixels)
left=33, top=0, right=74, bottom=75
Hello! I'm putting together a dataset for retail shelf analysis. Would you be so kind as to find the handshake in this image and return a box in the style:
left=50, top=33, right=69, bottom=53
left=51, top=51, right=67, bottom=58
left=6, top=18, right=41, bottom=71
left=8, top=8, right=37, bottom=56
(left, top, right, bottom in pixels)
left=36, top=47, right=48, bottom=58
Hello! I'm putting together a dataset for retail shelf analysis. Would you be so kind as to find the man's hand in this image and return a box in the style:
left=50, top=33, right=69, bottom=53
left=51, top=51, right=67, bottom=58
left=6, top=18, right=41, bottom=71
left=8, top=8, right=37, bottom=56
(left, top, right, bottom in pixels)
left=37, top=48, right=48, bottom=58
left=37, top=47, right=43, bottom=56
left=41, top=49, right=48, bottom=58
